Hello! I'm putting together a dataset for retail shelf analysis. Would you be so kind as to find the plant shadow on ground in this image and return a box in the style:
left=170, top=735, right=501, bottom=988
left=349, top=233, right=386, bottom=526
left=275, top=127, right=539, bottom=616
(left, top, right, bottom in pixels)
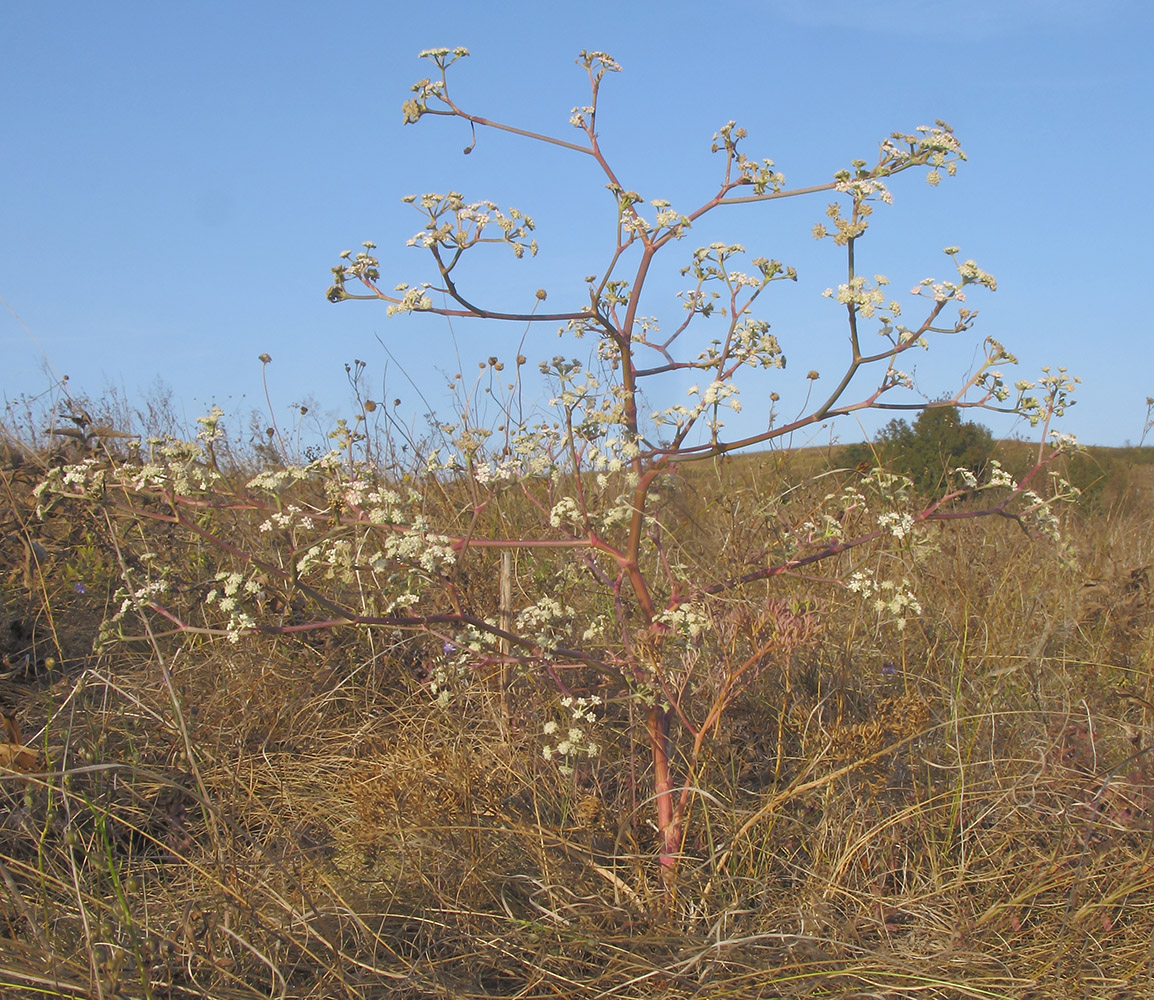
left=1, top=440, right=1154, bottom=999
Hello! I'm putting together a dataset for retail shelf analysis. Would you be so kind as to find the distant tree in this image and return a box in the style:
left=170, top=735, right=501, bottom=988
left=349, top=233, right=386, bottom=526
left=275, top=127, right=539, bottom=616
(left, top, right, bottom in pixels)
left=848, top=404, right=994, bottom=494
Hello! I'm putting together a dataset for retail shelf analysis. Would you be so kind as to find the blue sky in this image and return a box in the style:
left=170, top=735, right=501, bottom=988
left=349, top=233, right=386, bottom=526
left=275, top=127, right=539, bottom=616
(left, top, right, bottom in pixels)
left=3, top=0, right=1151, bottom=450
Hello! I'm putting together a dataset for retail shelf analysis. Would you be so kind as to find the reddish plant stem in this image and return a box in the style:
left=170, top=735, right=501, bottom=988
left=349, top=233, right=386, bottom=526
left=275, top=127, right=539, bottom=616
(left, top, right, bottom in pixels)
left=647, top=703, right=680, bottom=877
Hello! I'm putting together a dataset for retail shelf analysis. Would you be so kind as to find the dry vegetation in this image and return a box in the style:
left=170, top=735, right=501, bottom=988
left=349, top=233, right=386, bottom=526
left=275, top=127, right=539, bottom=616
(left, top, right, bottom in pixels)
left=2, top=418, right=1153, bottom=999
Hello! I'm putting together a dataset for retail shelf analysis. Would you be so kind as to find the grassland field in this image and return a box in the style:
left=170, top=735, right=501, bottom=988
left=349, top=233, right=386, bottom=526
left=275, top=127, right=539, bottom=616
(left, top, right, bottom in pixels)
left=1, top=421, right=1152, bottom=999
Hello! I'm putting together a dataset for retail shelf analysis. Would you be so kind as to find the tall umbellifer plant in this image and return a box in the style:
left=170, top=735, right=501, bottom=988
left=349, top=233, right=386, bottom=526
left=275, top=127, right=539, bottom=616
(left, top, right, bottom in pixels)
left=39, top=48, right=1080, bottom=886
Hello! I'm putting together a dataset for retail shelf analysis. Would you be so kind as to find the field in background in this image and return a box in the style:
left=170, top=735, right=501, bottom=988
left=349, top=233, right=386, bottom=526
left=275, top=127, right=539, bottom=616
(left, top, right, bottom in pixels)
left=1, top=417, right=1153, bottom=999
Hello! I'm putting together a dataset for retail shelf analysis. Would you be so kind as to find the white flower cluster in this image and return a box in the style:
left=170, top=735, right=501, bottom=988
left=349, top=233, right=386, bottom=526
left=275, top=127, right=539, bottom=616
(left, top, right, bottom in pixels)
left=688, top=380, right=742, bottom=410
left=204, top=571, right=264, bottom=612
left=402, top=49, right=470, bottom=122
left=258, top=505, right=315, bottom=534
left=297, top=537, right=356, bottom=581
left=549, top=369, right=601, bottom=410
left=986, top=460, right=1018, bottom=490
left=877, top=510, right=916, bottom=541
left=846, top=570, right=922, bottom=631
left=882, top=368, right=915, bottom=390
left=911, top=255, right=996, bottom=305
left=710, top=121, right=786, bottom=195
left=581, top=615, right=609, bottom=642
left=656, top=603, right=713, bottom=641
left=812, top=200, right=868, bottom=247
left=34, top=458, right=105, bottom=511
left=1019, top=489, right=1064, bottom=542
left=569, top=104, right=594, bottom=128
left=550, top=496, right=584, bottom=529
left=682, top=241, right=747, bottom=278
left=35, top=418, right=231, bottom=507
left=878, top=122, right=966, bottom=186
left=201, top=571, right=263, bottom=642
left=378, top=517, right=457, bottom=575
left=385, top=283, right=433, bottom=317
left=329, top=243, right=381, bottom=299
left=544, top=368, right=635, bottom=468
left=510, top=427, right=561, bottom=477
left=515, top=596, right=575, bottom=648
left=1015, top=367, right=1081, bottom=427
left=833, top=175, right=893, bottom=205
left=417, top=46, right=470, bottom=61
left=346, top=484, right=406, bottom=523
left=345, top=482, right=459, bottom=580
left=650, top=401, right=701, bottom=429
left=977, top=367, right=1012, bottom=403
left=596, top=494, right=636, bottom=530
left=402, top=191, right=537, bottom=260
left=578, top=435, right=638, bottom=474
left=821, top=274, right=899, bottom=320
left=472, top=458, right=521, bottom=485
left=662, top=378, right=745, bottom=433
left=537, top=358, right=643, bottom=478
left=422, top=448, right=462, bottom=474
left=650, top=199, right=689, bottom=235
left=542, top=694, right=602, bottom=775
left=112, top=578, right=170, bottom=621
left=954, top=467, right=979, bottom=490
left=578, top=50, right=621, bottom=74
left=949, top=457, right=1076, bottom=543
left=676, top=287, right=719, bottom=316
left=729, top=318, right=785, bottom=370
left=247, top=467, right=308, bottom=492
left=954, top=258, right=997, bottom=289
left=195, top=406, right=226, bottom=445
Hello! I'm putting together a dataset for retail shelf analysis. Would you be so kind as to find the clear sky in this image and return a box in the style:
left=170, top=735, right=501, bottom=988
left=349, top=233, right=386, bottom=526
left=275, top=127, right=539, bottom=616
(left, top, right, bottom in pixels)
left=3, top=0, right=1151, bottom=450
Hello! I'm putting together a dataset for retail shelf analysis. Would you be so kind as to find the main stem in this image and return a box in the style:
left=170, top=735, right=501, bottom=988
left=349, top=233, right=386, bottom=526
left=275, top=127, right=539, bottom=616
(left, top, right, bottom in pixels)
left=647, top=703, right=680, bottom=880
left=613, top=243, right=686, bottom=879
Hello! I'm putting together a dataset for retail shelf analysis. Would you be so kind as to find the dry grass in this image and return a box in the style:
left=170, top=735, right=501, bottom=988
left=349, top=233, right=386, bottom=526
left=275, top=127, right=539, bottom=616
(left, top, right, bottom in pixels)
left=2, top=439, right=1153, bottom=998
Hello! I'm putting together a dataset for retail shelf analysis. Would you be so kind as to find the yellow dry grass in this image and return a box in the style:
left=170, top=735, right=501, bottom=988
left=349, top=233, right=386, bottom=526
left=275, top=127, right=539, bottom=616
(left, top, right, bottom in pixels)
left=1, top=440, right=1152, bottom=998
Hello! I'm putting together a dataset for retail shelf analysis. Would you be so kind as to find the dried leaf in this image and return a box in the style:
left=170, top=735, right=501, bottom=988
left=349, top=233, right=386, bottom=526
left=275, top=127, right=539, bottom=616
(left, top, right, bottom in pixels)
left=0, top=742, right=37, bottom=773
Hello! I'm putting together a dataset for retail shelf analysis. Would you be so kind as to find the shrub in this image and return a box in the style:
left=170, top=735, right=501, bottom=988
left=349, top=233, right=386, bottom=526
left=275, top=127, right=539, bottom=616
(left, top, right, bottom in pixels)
left=845, top=403, right=995, bottom=494
left=37, top=48, right=1082, bottom=889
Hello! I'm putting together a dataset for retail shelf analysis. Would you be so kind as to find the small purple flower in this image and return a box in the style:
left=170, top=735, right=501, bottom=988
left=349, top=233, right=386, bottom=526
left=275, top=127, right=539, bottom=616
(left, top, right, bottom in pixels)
left=442, top=641, right=457, bottom=656
left=74, top=583, right=88, bottom=595
left=881, top=661, right=897, bottom=677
